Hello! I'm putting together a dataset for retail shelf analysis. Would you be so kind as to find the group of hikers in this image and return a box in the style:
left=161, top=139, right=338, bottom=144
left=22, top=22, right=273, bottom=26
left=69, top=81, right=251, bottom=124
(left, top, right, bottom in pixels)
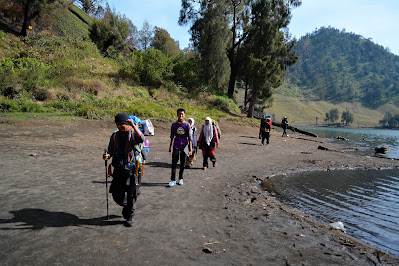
left=102, top=109, right=288, bottom=226
left=259, top=114, right=289, bottom=145
left=102, top=108, right=220, bottom=226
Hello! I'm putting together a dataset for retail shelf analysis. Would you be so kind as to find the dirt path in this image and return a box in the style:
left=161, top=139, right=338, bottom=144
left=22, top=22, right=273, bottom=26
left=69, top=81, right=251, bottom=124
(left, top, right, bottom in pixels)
left=0, top=117, right=398, bottom=265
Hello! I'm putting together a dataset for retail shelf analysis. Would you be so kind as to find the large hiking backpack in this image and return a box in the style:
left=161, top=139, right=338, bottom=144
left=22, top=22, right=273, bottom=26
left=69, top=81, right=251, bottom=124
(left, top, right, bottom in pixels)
left=129, top=115, right=154, bottom=136
left=109, top=128, right=149, bottom=178
left=212, top=120, right=221, bottom=139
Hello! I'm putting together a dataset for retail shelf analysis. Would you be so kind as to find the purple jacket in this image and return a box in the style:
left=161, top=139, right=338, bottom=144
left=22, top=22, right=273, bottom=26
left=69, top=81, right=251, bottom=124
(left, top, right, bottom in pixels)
left=170, top=121, right=191, bottom=150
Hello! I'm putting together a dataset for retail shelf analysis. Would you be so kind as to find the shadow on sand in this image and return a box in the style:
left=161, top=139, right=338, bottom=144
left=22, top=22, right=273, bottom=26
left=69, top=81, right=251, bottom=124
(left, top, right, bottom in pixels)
left=239, top=136, right=258, bottom=139
left=0, top=208, right=124, bottom=230
left=239, top=142, right=259, bottom=146
left=146, top=162, right=171, bottom=168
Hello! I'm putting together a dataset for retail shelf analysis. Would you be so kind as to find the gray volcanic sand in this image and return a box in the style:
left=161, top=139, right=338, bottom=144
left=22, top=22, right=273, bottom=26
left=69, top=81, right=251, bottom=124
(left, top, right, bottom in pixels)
left=0, top=117, right=398, bottom=265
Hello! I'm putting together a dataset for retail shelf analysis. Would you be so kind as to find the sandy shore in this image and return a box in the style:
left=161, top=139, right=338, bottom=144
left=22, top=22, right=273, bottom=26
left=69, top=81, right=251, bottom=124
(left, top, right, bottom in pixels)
left=0, top=116, right=398, bottom=265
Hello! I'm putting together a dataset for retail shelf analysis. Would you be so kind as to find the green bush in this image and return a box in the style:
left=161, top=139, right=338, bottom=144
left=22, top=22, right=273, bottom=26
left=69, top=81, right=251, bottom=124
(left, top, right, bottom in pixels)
left=211, top=95, right=240, bottom=113
left=123, top=49, right=175, bottom=86
left=0, top=57, right=51, bottom=93
left=0, top=92, right=46, bottom=112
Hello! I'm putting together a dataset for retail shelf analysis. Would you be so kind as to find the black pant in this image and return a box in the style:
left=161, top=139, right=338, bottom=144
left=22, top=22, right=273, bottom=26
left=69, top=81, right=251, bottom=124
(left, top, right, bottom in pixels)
left=110, top=170, right=140, bottom=219
left=202, top=143, right=216, bottom=167
left=261, top=131, right=270, bottom=144
left=171, top=149, right=186, bottom=181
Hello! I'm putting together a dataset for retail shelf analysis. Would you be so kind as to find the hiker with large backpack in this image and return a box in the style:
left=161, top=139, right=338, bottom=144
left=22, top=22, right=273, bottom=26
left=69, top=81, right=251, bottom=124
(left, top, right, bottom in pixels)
left=259, top=115, right=271, bottom=145
left=198, top=117, right=220, bottom=170
left=103, top=112, right=145, bottom=227
left=168, top=108, right=192, bottom=187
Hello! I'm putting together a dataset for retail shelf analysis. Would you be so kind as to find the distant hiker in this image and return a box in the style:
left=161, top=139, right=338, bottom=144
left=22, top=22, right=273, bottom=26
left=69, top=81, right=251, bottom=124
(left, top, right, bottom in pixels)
left=259, top=115, right=271, bottom=145
left=168, top=108, right=192, bottom=187
left=103, top=112, right=145, bottom=227
left=198, top=117, right=220, bottom=170
left=281, top=116, right=289, bottom=137
left=185, top=118, right=198, bottom=168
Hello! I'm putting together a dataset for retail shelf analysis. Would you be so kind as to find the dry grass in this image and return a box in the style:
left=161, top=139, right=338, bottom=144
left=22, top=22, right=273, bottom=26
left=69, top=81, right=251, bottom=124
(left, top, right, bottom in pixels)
left=236, top=89, right=398, bottom=127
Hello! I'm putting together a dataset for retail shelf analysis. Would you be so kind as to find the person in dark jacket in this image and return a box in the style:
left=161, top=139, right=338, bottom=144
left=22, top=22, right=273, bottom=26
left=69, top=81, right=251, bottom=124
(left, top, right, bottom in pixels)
left=259, top=115, right=271, bottom=145
left=281, top=116, right=289, bottom=137
left=103, top=112, right=145, bottom=227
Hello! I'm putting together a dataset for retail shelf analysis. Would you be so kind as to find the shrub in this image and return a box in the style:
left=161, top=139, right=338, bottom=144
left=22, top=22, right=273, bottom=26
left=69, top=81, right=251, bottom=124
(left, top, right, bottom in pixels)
left=211, top=95, right=240, bottom=113
left=0, top=57, right=51, bottom=93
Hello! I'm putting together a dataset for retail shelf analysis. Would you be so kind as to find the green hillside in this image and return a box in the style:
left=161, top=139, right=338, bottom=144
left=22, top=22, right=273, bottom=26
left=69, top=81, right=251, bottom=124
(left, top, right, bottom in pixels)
left=0, top=0, right=92, bottom=38
left=282, top=27, right=399, bottom=108
left=0, top=1, right=238, bottom=122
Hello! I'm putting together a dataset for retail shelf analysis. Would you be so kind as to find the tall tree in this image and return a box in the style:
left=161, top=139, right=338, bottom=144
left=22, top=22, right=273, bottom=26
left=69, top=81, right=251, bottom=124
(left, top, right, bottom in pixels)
left=341, top=109, right=354, bottom=125
left=89, top=4, right=136, bottom=56
left=13, top=0, right=56, bottom=36
left=151, top=27, right=181, bottom=57
left=179, top=0, right=301, bottom=98
left=241, top=0, right=299, bottom=117
left=180, top=0, right=230, bottom=89
left=138, top=20, right=153, bottom=51
left=75, top=0, right=103, bottom=16
left=325, top=108, right=339, bottom=124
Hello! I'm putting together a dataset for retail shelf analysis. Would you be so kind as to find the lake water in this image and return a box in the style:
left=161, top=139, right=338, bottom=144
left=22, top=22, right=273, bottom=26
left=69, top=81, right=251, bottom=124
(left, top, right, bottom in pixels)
left=301, top=126, right=399, bottom=159
left=271, top=127, right=399, bottom=257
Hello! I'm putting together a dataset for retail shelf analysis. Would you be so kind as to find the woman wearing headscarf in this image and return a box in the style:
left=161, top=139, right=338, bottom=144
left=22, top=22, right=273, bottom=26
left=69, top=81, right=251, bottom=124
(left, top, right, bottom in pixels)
left=185, top=118, right=198, bottom=167
left=198, top=117, right=219, bottom=170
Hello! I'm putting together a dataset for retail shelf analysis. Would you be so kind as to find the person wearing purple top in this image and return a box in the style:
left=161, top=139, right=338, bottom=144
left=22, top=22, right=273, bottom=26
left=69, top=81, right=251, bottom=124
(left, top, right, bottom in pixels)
left=168, top=108, right=192, bottom=187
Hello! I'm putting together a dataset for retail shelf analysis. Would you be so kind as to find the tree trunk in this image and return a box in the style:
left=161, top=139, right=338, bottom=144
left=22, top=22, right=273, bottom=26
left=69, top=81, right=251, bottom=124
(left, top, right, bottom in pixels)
left=227, top=61, right=237, bottom=98
left=227, top=2, right=237, bottom=99
left=247, top=91, right=257, bottom=118
left=244, top=78, right=248, bottom=110
left=21, top=0, right=32, bottom=36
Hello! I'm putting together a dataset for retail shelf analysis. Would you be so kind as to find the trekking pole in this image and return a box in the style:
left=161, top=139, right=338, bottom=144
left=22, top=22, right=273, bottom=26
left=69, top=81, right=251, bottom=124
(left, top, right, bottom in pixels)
left=104, top=149, right=109, bottom=220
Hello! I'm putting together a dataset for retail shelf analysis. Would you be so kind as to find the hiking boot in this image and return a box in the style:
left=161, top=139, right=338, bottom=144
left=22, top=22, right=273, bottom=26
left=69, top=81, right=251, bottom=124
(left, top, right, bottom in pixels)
left=168, top=181, right=176, bottom=187
left=178, top=179, right=184, bottom=186
left=125, top=217, right=134, bottom=227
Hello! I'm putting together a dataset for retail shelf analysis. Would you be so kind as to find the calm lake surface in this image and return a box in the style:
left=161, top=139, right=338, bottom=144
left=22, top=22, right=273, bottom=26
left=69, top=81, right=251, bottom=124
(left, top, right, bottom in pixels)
left=301, top=126, right=399, bottom=159
left=273, top=127, right=399, bottom=256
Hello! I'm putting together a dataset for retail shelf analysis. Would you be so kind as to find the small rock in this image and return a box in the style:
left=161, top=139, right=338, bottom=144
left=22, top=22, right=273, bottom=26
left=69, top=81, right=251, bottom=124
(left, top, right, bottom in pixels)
left=375, top=145, right=390, bottom=154
left=202, top=248, right=213, bottom=253
left=329, top=221, right=346, bottom=233
left=318, top=146, right=329, bottom=151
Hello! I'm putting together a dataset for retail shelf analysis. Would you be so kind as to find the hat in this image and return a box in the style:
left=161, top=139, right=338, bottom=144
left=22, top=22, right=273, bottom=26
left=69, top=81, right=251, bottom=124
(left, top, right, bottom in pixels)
left=115, top=112, right=129, bottom=124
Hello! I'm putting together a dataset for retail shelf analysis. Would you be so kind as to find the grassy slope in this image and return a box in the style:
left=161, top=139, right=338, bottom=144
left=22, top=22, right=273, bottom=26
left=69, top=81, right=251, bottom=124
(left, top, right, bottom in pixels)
left=50, top=0, right=93, bottom=38
left=236, top=90, right=399, bottom=127
left=265, top=94, right=399, bottom=127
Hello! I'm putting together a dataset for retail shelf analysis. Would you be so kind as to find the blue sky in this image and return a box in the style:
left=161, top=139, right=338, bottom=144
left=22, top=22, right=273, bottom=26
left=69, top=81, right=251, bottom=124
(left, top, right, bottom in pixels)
left=107, top=0, right=399, bottom=55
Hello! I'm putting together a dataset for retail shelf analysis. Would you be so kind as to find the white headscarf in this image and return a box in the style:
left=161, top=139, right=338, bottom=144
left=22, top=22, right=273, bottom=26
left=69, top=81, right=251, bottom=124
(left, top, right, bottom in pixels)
left=203, top=117, right=213, bottom=145
left=188, top=118, right=195, bottom=128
